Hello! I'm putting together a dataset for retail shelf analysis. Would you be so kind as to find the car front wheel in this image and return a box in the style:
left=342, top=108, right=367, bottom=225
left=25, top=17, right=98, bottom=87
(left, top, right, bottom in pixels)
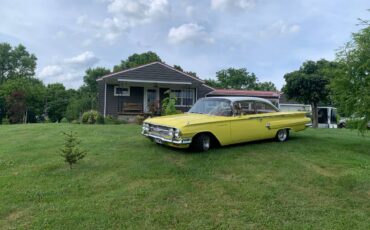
left=192, top=133, right=211, bottom=152
left=276, top=129, right=289, bottom=142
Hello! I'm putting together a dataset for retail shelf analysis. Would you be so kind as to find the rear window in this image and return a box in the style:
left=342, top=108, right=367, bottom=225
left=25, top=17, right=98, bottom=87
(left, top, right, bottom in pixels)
left=255, top=102, right=278, bottom=113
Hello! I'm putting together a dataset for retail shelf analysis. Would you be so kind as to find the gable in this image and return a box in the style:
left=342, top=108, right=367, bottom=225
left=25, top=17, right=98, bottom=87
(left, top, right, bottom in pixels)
left=97, top=62, right=210, bottom=87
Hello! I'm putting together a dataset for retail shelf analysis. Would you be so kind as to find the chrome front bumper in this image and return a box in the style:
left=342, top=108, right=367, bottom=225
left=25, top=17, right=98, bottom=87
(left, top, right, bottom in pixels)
left=142, top=132, right=192, bottom=145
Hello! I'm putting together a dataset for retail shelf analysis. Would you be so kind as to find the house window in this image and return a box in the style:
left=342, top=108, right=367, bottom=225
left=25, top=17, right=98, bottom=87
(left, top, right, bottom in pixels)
left=114, top=86, right=130, bottom=96
left=170, top=89, right=195, bottom=106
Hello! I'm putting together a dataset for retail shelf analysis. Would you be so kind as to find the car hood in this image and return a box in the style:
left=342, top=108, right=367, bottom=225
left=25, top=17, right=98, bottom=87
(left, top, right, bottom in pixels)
left=144, top=113, right=226, bottom=128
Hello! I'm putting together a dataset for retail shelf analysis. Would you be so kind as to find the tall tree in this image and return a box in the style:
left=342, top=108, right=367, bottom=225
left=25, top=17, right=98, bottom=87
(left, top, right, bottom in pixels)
left=83, top=67, right=111, bottom=109
left=255, top=81, right=277, bottom=91
left=283, top=60, right=332, bottom=128
left=0, top=43, right=37, bottom=83
left=173, top=65, right=183, bottom=71
left=6, top=91, right=26, bottom=124
left=45, top=83, right=69, bottom=122
left=0, top=78, right=45, bottom=123
left=65, top=96, right=91, bottom=121
left=113, top=51, right=161, bottom=72
left=204, top=79, right=222, bottom=88
left=331, top=24, right=370, bottom=132
left=83, top=67, right=111, bottom=94
left=213, top=68, right=258, bottom=89
left=173, top=64, right=198, bottom=78
left=205, top=68, right=276, bottom=91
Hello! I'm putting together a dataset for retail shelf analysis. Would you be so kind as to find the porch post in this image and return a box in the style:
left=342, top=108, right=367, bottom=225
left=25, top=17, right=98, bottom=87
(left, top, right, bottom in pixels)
left=104, top=82, right=107, bottom=117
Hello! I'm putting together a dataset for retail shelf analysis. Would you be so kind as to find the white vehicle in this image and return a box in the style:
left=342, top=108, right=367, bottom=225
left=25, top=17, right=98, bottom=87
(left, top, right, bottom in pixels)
left=318, top=107, right=338, bottom=128
left=338, top=117, right=370, bottom=129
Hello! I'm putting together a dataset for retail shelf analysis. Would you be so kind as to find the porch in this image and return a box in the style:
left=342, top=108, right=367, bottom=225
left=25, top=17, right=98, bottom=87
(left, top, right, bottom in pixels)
left=105, top=81, right=197, bottom=117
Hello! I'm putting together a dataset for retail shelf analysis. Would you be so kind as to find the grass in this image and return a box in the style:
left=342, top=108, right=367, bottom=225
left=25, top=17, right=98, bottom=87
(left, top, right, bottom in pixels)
left=0, top=124, right=369, bottom=229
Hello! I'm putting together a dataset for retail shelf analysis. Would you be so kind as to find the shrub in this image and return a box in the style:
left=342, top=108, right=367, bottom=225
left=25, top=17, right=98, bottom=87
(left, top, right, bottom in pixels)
left=6, top=91, right=26, bottom=124
left=81, top=110, right=103, bottom=124
left=60, top=131, right=87, bottom=169
left=97, top=114, right=105, bottom=124
left=43, top=118, right=51, bottom=123
left=104, top=115, right=126, bottom=125
left=161, top=91, right=182, bottom=116
left=345, top=119, right=368, bottom=130
left=1, top=117, right=10, bottom=125
left=136, top=115, right=145, bottom=125
left=104, top=115, right=116, bottom=124
left=60, top=117, right=69, bottom=123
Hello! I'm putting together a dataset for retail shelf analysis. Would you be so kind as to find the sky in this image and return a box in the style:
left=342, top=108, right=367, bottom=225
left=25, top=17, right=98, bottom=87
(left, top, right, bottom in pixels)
left=0, top=0, right=368, bottom=89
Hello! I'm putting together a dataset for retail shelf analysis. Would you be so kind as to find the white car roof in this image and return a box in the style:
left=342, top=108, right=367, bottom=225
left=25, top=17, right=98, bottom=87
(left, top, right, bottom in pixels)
left=202, top=96, right=280, bottom=111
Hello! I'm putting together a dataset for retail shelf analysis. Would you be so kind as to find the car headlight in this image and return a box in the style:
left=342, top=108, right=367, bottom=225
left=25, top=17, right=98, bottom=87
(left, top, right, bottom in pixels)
left=142, top=123, right=150, bottom=132
left=174, top=129, right=181, bottom=138
left=168, top=128, right=181, bottom=138
left=168, top=128, right=174, bottom=137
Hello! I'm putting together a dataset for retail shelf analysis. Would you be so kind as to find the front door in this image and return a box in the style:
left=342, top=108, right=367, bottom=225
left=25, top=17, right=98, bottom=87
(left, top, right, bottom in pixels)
left=229, top=100, right=271, bottom=143
left=145, top=89, right=157, bottom=113
left=230, top=116, right=266, bottom=143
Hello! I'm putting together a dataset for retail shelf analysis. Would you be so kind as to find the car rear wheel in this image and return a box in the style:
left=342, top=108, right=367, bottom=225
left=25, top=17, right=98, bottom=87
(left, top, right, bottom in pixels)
left=276, top=129, right=289, bottom=142
left=192, top=133, right=211, bottom=152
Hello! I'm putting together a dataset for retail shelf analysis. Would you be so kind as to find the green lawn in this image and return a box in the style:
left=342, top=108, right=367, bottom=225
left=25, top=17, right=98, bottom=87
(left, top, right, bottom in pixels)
left=0, top=124, right=369, bottom=229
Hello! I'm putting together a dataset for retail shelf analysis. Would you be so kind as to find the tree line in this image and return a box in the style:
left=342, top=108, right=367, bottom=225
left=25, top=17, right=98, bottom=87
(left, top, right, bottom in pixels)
left=0, top=17, right=368, bottom=131
left=0, top=48, right=277, bottom=124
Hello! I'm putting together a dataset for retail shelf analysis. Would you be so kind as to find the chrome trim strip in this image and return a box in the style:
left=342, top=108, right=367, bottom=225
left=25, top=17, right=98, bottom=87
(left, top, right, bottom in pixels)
left=142, top=132, right=192, bottom=144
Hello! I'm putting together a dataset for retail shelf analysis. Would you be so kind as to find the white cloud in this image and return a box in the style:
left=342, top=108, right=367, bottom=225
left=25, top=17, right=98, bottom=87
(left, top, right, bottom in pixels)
left=259, top=20, right=301, bottom=38
left=38, top=65, right=63, bottom=79
left=64, top=51, right=99, bottom=67
left=168, top=23, right=214, bottom=44
left=38, top=51, right=99, bottom=88
left=211, top=0, right=256, bottom=11
left=107, top=0, right=169, bottom=20
left=78, top=0, right=170, bottom=43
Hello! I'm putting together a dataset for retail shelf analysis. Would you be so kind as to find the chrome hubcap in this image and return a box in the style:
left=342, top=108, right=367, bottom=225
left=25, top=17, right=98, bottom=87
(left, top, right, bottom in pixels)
left=278, top=130, right=287, bottom=141
left=203, top=136, right=210, bottom=150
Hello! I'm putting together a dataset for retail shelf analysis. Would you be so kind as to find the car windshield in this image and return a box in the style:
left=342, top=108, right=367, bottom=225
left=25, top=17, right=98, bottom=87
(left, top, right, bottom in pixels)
left=188, top=98, right=232, bottom=116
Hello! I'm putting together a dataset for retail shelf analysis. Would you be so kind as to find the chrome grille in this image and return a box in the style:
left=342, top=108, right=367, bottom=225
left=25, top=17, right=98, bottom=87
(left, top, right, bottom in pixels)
left=148, top=124, right=171, bottom=137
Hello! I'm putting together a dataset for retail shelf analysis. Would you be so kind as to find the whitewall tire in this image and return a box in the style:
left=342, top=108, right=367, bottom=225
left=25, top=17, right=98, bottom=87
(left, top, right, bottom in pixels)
left=276, top=129, right=289, bottom=142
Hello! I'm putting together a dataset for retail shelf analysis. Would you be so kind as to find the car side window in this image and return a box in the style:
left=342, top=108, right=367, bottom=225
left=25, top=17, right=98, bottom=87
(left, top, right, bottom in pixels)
left=255, top=102, right=277, bottom=114
left=238, top=101, right=255, bottom=115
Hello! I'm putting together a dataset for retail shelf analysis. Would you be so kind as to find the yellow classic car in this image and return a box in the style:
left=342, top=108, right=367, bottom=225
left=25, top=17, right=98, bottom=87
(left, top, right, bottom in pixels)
left=142, top=97, right=310, bottom=152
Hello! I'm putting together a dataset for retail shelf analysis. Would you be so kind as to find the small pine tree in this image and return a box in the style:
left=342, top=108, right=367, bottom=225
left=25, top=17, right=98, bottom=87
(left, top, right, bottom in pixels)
left=60, top=131, right=86, bottom=169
